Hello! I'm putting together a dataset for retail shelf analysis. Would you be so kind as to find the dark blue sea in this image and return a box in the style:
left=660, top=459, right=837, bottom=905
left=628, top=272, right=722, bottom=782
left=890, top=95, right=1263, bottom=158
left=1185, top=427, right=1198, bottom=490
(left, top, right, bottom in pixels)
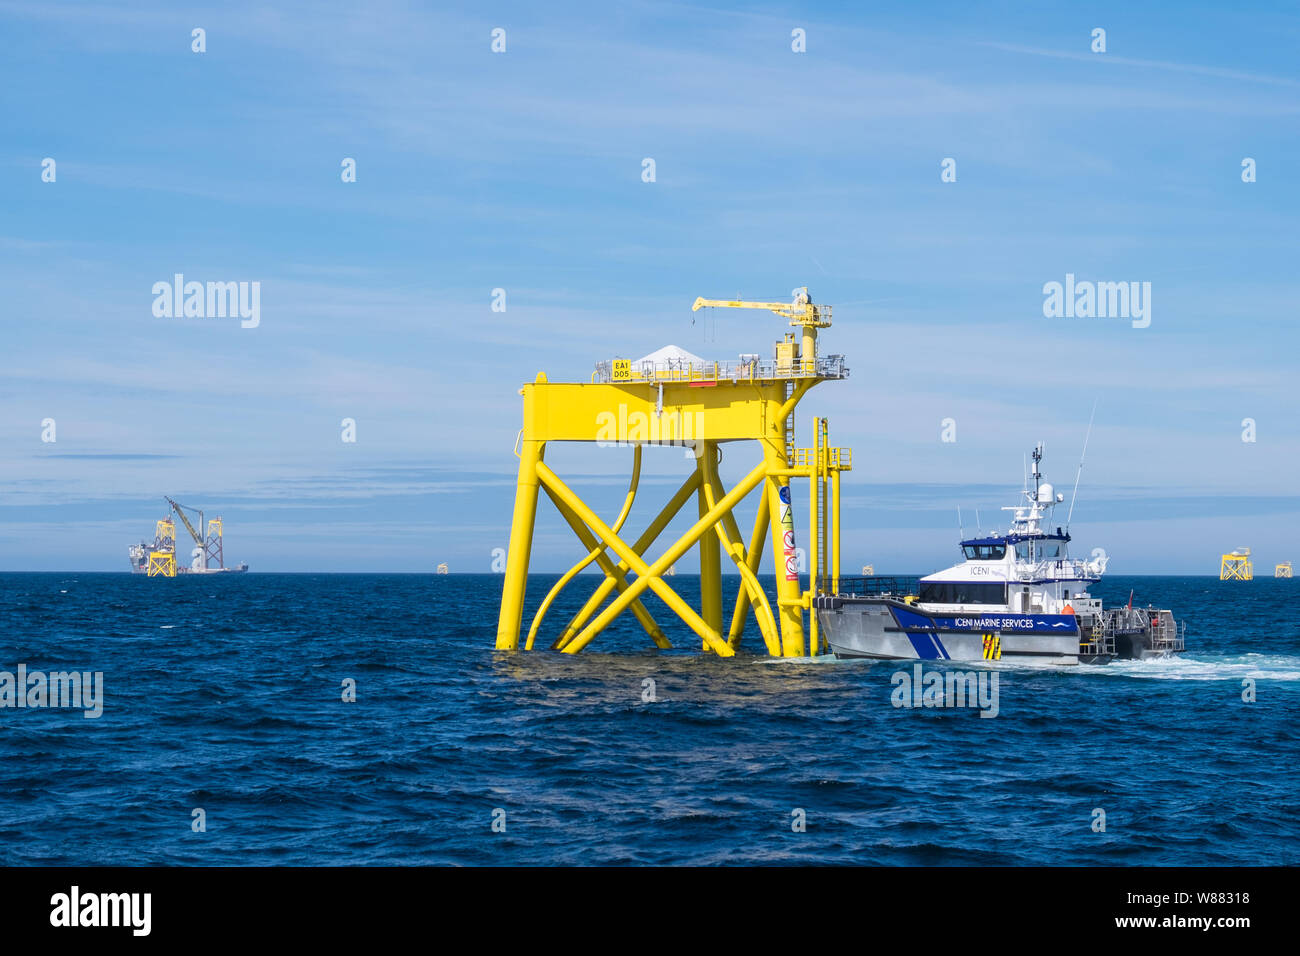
left=0, top=572, right=1295, bottom=866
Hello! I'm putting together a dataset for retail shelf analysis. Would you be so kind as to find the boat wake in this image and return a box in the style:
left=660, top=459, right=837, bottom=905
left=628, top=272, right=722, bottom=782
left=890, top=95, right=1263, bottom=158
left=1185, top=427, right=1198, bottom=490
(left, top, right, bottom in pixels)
left=781, top=651, right=1300, bottom=682
left=1080, top=652, right=1300, bottom=682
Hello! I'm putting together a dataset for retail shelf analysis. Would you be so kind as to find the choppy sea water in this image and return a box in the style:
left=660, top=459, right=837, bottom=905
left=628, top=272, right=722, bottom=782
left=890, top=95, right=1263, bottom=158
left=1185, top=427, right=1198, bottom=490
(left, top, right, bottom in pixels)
left=0, top=572, right=1295, bottom=865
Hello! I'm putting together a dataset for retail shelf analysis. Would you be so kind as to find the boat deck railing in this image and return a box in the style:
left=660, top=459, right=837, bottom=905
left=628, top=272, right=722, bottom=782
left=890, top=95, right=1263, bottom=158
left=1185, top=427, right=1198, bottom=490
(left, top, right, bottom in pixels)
left=1101, top=605, right=1186, bottom=652
left=1010, top=558, right=1100, bottom=582
left=1150, top=611, right=1187, bottom=653
left=835, top=576, right=919, bottom=599
left=1079, top=618, right=1117, bottom=657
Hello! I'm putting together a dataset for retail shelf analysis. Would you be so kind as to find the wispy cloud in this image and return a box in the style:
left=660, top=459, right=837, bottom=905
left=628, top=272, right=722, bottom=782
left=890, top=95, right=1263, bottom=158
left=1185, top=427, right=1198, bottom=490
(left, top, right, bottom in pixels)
left=979, top=40, right=1300, bottom=88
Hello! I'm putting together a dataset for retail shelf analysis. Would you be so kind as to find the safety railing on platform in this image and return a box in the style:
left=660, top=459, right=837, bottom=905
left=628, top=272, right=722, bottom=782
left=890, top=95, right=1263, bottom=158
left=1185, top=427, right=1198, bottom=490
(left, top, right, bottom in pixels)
left=593, top=354, right=849, bottom=384
left=792, top=447, right=851, bottom=470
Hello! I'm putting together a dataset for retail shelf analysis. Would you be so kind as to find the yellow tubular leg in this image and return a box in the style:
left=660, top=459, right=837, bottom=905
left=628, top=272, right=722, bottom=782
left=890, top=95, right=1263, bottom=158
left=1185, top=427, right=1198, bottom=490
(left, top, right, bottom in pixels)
left=807, top=423, right=819, bottom=656
left=526, top=446, right=644, bottom=649
left=555, top=460, right=774, bottom=656
left=702, top=456, right=780, bottom=656
left=540, top=483, right=670, bottom=649
left=777, top=379, right=813, bottom=429
left=697, top=444, right=723, bottom=651
left=727, top=492, right=770, bottom=648
left=703, top=461, right=768, bottom=626
left=553, top=469, right=702, bottom=650
left=765, top=446, right=806, bottom=658
left=832, top=467, right=841, bottom=596
left=758, top=379, right=809, bottom=657
left=495, top=439, right=545, bottom=650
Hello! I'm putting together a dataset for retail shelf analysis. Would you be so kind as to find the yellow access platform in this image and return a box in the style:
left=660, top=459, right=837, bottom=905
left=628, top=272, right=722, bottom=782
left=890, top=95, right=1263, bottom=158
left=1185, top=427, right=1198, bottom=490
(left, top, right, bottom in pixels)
left=494, top=287, right=850, bottom=657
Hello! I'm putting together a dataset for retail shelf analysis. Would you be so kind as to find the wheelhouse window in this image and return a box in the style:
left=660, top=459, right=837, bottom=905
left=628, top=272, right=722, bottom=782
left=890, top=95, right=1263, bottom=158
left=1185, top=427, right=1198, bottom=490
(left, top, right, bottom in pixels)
left=918, top=581, right=1008, bottom=605
left=1013, top=539, right=1063, bottom=561
left=962, top=544, right=1006, bottom=561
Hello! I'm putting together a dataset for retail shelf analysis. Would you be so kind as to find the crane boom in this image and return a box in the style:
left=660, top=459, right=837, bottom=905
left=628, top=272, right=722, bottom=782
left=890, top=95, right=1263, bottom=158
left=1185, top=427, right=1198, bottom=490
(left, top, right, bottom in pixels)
left=164, top=496, right=204, bottom=547
left=691, top=286, right=833, bottom=374
left=692, top=297, right=801, bottom=316
left=691, top=286, right=831, bottom=329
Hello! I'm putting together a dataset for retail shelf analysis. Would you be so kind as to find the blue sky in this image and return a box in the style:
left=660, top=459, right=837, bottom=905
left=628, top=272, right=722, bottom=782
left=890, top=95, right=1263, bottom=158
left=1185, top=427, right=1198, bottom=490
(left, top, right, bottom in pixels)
left=1, top=0, right=1298, bottom=573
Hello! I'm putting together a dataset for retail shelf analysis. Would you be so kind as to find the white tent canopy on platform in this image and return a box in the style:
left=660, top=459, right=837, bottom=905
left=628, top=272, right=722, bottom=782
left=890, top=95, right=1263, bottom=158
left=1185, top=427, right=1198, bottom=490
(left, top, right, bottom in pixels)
left=632, top=344, right=708, bottom=368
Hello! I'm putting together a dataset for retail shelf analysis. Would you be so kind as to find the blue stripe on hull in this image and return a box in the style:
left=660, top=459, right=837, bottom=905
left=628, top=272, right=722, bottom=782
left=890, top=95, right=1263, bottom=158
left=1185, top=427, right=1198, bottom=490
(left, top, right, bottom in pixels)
left=906, top=634, right=938, bottom=659
left=905, top=632, right=950, bottom=659
left=891, top=605, right=1078, bottom=637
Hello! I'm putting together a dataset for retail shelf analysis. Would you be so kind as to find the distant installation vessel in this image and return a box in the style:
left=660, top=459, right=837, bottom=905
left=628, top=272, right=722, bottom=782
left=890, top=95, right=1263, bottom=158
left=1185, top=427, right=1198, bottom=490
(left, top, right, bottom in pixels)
left=128, top=497, right=248, bottom=576
left=817, top=446, right=1186, bottom=664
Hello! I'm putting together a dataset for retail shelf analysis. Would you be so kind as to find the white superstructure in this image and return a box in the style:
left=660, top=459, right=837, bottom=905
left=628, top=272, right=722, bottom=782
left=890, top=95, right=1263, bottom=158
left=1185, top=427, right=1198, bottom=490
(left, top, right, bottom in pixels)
left=916, top=445, right=1107, bottom=618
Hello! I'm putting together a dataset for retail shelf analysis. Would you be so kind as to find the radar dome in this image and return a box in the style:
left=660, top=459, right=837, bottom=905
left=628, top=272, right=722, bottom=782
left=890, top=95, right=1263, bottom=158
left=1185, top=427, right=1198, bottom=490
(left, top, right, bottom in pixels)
left=1037, top=482, right=1054, bottom=503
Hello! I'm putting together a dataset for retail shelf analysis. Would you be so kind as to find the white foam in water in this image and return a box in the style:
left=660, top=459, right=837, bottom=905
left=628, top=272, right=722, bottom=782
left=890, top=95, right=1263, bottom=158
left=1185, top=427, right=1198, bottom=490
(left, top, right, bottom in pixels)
left=783, top=652, right=1300, bottom=681
left=1086, top=652, right=1300, bottom=682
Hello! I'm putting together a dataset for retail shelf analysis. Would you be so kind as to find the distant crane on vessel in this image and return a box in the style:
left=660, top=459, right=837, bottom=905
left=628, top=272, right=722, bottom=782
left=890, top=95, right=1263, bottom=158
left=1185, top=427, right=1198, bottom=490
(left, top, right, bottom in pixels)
left=129, top=497, right=248, bottom=576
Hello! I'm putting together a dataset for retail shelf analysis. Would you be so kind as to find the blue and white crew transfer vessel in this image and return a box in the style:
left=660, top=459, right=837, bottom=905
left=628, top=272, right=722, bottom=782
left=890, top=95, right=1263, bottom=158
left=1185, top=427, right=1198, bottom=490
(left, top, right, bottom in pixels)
left=816, top=445, right=1186, bottom=664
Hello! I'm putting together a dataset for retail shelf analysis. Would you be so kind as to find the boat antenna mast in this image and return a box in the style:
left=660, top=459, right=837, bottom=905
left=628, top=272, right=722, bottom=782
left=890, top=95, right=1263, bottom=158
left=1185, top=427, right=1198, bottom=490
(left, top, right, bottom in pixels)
left=1031, top=443, right=1043, bottom=502
left=1066, top=400, right=1098, bottom=530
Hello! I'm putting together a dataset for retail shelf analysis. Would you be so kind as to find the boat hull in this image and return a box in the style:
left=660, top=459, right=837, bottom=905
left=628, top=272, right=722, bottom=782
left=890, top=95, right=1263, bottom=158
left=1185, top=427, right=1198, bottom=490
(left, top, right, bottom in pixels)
left=1113, top=632, right=1174, bottom=660
left=817, top=596, right=1082, bottom=664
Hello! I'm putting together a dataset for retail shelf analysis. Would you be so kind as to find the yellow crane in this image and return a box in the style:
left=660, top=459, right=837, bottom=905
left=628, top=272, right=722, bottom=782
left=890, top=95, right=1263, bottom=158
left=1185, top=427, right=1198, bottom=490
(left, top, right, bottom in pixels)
left=165, top=496, right=207, bottom=571
left=692, top=287, right=832, bottom=375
